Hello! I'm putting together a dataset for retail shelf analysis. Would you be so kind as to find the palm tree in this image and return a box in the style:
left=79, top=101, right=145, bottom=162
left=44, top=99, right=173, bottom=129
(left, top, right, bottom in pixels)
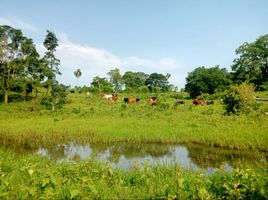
left=74, top=69, right=82, bottom=88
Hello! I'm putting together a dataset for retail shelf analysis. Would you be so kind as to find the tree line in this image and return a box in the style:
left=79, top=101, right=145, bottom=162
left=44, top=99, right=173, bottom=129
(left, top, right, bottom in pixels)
left=1, top=25, right=268, bottom=105
left=88, top=69, right=172, bottom=94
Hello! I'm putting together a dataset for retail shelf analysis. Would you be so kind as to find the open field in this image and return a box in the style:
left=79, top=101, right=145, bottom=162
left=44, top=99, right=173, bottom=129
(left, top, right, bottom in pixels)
left=0, top=92, right=268, bottom=151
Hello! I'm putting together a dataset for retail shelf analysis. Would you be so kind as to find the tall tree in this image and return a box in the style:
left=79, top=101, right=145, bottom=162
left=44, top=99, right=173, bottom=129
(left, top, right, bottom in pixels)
left=74, top=69, right=82, bottom=87
left=0, top=25, right=31, bottom=103
left=122, top=71, right=148, bottom=90
left=107, top=68, right=123, bottom=92
left=232, top=34, right=268, bottom=90
left=43, top=30, right=60, bottom=95
left=185, top=65, right=232, bottom=98
left=145, top=73, right=169, bottom=92
left=22, top=37, right=45, bottom=98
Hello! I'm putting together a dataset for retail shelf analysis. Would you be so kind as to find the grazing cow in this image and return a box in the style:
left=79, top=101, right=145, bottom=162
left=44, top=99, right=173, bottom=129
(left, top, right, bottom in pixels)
left=123, top=97, right=140, bottom=103
left=149, top=96, right=157, bottom=106
left=206, top=100, right=214, bottom=105
left=100, top=92, right=118, bottom=102
left=192, top=99, right=205, bottom=105
left=175, top=99, right=185, bottom=104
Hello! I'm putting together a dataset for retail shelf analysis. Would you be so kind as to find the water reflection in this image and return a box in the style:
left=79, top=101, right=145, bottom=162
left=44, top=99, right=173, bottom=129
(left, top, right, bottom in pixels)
left=36, top=142, right=267, bottom=172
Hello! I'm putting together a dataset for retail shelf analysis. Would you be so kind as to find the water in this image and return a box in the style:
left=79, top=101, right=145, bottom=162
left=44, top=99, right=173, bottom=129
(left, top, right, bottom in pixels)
left=35, top=142, right=267, bottom=173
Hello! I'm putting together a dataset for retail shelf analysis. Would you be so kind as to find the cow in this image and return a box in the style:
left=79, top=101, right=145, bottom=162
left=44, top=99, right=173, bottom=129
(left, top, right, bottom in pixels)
left=192, top=99, right=205, bottom=105
left=123, top=97, right=140, bottom=103
left=100, top=92, right=118, bottom=102
left=149, top=96, right=157, bottom=106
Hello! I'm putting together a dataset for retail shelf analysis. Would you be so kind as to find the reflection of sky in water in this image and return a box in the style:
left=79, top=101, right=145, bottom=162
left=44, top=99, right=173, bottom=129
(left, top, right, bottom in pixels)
left=36, top=142, right=238, bottom=173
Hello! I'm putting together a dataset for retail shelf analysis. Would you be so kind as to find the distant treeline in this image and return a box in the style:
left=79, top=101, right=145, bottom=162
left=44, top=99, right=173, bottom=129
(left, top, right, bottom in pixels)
left=1, top=25, right=268, bottom=103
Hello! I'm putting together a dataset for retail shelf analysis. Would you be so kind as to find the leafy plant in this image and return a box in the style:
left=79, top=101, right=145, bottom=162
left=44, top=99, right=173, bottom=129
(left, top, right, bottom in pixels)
left=222, top=83, right=259, bottom=115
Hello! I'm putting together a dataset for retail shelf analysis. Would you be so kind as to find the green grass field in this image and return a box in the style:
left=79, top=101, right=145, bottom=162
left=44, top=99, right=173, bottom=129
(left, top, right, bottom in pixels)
left=1, top=92, right=268, bottom=151
left=0, top=92, right=268, bottom=199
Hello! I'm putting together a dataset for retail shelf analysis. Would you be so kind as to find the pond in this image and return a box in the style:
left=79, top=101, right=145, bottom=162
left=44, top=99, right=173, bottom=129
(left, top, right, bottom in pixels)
left=33, top=142, right=267, bottom=173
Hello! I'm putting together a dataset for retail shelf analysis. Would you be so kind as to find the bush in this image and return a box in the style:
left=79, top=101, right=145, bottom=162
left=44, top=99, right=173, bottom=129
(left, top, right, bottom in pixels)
left=40, top=83, right=69, bottom=111
left=137, top=86, right=150, bottom=93
left=222, top=83, right=259, bottom=115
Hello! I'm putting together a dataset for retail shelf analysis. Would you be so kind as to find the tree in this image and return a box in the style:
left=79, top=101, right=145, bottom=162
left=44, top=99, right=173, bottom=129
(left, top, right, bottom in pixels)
left=74, top=69, right=82, bottom=87
left=90, top=76, right=112, bottom=93
left=43, top=30, right=60, bottom=95
left=232, top=34, right=268, bottom=90
left=40, top=81, right=68, bottom=111
left=185, top=66, right=232, bottom=99
left=122, top=71, right=148, bottom=91
left=22, top=37, right=46, bottom=98
left=145, top=73, right=169, bottom=92
left=0, top=25, right=34, bottom=103
left=107, top=68, right=123, bottom=92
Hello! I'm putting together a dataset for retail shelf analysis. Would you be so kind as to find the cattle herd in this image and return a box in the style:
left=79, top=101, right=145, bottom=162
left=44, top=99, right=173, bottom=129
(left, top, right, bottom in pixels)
left=99, top=92, right=214, bottom=106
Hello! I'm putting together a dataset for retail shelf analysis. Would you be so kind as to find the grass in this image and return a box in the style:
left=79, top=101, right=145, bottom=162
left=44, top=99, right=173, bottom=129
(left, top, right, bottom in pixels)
left=0, top=92, right=267, bottom=151
left=0, top=92, right=268, bottom=199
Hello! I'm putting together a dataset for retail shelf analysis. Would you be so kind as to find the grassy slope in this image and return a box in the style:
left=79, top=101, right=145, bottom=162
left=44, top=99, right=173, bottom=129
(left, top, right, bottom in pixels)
left=0, top=92, right=268, bottom=151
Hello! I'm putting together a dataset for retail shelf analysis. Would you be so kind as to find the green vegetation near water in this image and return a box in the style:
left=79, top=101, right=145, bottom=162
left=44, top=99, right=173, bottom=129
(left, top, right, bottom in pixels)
left=1, top=92, right=268, bottom=151
left=1, top=149, right=267, bottom=199
left=1, top=92, right=268, bottom=199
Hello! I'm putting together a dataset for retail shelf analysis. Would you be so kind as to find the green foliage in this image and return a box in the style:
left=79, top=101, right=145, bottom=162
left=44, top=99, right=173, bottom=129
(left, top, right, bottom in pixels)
left=122, top=71, right=148, bottom=90
left=232, top=34, right=268, bottom=90
left=74, top=69, right=82, bottom=87
left=107, top=68, right=123, bottom=92
left=90, top=76, right=113, bottom=93
left=209, top=169, right=268, bottom=199
left=43, top=30, right=60, bottom=80
left=137, top=85, right=150, bottom=93
left=222, top=83, right=259, bottom=115
left=145, top=73, right=170, bottom=92
left=185, top=65, right=232, bottom=98
left=0, top=150, right=267, bottom=199
left=158, top=102, right=170, bottom=110
left=0, top=25, right=40, bottom=103
left=40, top=82, right=69, bottom=111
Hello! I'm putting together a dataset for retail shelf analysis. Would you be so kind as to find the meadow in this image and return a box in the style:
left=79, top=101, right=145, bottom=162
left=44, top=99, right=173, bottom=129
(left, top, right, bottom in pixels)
left=0, top=92, right=268, bottom=199
left=0, top=92, right=268, bottom=151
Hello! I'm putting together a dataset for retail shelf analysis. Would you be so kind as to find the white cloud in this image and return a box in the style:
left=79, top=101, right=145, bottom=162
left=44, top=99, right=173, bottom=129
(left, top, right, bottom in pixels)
left=0, top=16, right=38, bottom=32
left=36, top=33, right=185, bottom=88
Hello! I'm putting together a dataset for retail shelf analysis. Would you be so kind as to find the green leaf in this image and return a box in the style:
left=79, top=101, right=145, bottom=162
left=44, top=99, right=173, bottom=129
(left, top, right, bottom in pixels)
left=70, top=189, right=80, bottom=199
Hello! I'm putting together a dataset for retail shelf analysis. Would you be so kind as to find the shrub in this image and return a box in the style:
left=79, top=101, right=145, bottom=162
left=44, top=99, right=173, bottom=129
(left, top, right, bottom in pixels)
left=137, top=86, right=150, bottom=93
left=222, top=83, right=259, bottom=115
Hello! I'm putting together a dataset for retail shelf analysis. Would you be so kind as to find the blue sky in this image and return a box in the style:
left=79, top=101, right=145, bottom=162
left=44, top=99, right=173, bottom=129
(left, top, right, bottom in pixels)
left=1, top=0, right=268, bottom=89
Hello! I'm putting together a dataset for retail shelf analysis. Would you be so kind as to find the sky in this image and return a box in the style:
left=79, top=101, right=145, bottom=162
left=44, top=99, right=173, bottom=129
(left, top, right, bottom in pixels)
left=1, top=0, right=268, bottom=89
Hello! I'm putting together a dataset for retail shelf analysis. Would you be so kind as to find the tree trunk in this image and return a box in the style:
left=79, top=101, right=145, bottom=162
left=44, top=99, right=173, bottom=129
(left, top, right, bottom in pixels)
left=35, top=88, right=38, bottom=98
left=4, top=92, right=8, bottom=103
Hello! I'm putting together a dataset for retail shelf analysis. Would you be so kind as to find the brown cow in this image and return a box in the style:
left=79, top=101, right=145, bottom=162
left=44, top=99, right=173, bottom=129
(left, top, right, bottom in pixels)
left=149, top=96, right=157, bottom=106
left=123, top=97, right=140, bottom=103
left=192, top=99, right=205, bottom=105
